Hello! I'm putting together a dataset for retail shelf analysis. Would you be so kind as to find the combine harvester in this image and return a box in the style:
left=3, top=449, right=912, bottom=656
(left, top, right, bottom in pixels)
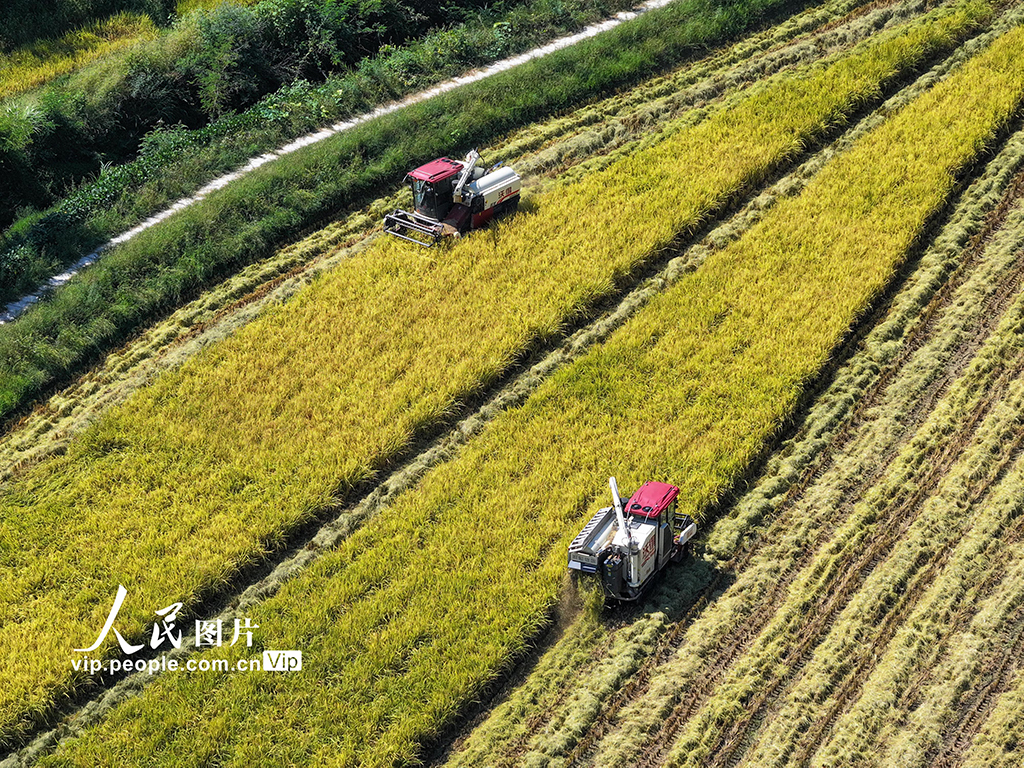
left=569, top=478, right=697, bottom=601
left=384, top=149, right=521, bottom=246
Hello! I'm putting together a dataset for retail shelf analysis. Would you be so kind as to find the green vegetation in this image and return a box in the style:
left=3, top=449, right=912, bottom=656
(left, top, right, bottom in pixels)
left=0, top=0, right=172, bottom=51
left=0, top=0, right=815, bottom=421
left=0, top=0, right=887, bottom=485
left=0, top=0, right=1004, bottom=749
left=0, top=13, right=157, bottom=99
left=0, top=0, right=633, bottom=233
left=33, top=18, right=1024, bottom=766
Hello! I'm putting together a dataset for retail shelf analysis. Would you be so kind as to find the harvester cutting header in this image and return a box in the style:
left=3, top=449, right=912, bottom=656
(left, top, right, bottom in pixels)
left=569, top=478, right=697, bottom=601
left=384, top=149, right=521, bottom=246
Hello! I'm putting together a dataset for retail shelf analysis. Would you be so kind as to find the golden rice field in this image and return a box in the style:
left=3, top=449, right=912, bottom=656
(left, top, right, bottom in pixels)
left=0, top=13, right=156, bottom=99
left=4, top=0, right=1024, bottom=765
left=0, top=0, right=259, bottom=100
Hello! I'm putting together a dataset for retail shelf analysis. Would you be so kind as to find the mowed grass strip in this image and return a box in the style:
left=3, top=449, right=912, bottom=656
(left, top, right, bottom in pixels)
left=36, top=18, right=1024, bottom=768
left=0, top=2, right=993, bottom=746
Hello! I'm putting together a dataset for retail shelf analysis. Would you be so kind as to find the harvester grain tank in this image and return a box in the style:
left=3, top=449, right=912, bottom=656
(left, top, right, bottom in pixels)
left=568, top=477, right=697, bottom=601
left=383, top=149, right=522, bottom=246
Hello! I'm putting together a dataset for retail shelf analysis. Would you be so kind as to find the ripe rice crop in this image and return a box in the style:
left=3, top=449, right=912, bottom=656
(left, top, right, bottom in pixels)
left=0, top=3, right=988, bottom=746
left=34, top=14, right=1024, bottom=768
left=0, top=13, right=155, bottom=99
left=0, top=0, right=917, bottom=421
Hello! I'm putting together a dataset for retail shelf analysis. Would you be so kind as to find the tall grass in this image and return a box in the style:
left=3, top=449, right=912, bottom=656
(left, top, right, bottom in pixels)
left=33, top=19, right=1024, bottom=766
left=175, top=0, right=260, bottom=13
left=0, top=13, right=156, bottom=99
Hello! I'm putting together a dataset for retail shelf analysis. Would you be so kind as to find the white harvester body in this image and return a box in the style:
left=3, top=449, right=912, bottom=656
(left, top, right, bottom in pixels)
left=568, top=477, right=697, bottom=601
left=383, top=149, right=521, bottom=246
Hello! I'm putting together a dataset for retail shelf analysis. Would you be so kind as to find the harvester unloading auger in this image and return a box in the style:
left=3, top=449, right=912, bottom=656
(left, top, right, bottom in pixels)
left=383, top=149, right=522, bottom=246
left=568, top=477, right=697, bottom=601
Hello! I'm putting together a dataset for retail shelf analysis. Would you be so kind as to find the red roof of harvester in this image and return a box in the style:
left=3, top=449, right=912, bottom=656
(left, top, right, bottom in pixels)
left=408, top=157, right=463, bottom=182
left=626, top=481, right=679, bottom=519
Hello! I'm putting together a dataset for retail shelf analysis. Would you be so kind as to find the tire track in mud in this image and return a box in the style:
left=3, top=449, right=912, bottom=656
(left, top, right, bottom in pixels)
left=558, top=121, right=1024, bottom=768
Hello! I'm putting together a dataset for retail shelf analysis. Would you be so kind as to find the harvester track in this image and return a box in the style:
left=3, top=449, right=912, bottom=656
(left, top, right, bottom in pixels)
left=929, top=593, right=1024, bottom=768
left=865, top=504, right=1024, bottom=768
left=657, top=350, right=1024, bottom=768
left=754, top=405, right=1024, bottom=768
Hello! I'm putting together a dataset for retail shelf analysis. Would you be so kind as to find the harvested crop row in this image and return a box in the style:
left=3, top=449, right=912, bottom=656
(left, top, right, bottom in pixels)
left=766, top=181, right=1024, bottom=768
left=812, top=445, right=1024, bottom=767
left=0, top=4, right=983, bottom=747
left=437, top=22, right=1020, bottom=760
left=35, top=18, right=1024, bottom=768
left=630, top=307, right=1024, bottom=768
left=923, top=563, right=1024, bottom=768
left=949, top=624, right=1024, bottom=768
left=653, top=217, right=1024, bottom=768
left=712, top=345, right=1024, bottom=768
